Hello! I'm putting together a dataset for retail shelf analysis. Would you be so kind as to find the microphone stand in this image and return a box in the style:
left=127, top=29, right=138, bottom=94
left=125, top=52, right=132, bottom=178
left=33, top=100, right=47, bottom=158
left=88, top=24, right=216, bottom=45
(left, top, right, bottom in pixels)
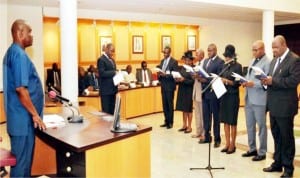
left=63, top=102, right=83, bottom=123
left=190, top=61, right=233, bottom=177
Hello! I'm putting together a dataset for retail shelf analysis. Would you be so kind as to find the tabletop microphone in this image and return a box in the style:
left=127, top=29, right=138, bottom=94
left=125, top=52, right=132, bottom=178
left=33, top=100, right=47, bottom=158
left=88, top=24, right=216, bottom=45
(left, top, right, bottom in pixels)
left=48, top=91, right=71, bottom=105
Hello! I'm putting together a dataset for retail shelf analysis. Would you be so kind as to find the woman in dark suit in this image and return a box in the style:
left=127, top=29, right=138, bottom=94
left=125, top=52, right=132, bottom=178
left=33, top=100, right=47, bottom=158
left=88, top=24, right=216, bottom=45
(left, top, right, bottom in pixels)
left=176, top=51, right=195, bottom=133
left=219, top=44, right=242, bottom=154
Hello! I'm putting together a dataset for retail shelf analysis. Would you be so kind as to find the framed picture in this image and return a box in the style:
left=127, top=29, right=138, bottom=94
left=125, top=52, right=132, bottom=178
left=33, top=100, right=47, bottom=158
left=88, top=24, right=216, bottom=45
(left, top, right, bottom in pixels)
left=100, top=36, right=112, bottom=52
left=161, top=35, right=171, bottom=52
left=132, top=35, right=143, bottom=54
left=187, top=35, right=196, bottom=51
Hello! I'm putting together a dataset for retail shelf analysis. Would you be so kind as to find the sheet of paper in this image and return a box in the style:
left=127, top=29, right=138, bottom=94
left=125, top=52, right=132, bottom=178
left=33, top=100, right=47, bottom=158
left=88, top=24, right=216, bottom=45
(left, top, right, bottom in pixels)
left=211, top=77, right=227, bottom=99
left=43, top=114, right=66, bottom=128
left=113, top=72, right=124, bottom=86
left=251, top=66, right=267, bottom=79
left=231, top=72, right=248, bottom=83
left=194, top=65, right=210, bottom=78
left=171, top=71, right=182, bottom=78
left=182, top=64, right=194, bottom=73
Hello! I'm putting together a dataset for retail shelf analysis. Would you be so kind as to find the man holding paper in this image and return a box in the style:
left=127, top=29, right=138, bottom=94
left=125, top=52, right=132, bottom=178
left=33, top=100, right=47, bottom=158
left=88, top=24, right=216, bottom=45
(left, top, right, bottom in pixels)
left=199, top=43, right=224, bottom=148
left=261, top=35, right=300, bottom=178
left=241, top=40, right=270, bottom=161
left=97, top=43, right=117, bottom=114
left=157, top=46, right=178, bottom=129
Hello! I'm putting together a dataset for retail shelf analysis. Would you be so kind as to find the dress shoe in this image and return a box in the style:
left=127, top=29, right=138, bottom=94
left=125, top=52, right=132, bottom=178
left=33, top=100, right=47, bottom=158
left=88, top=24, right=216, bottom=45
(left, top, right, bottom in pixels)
left=166, top=125, right=173, bottom=129
left=242, top=150, right=257, bottom=157
left=198, top=139, right=210, bottom=144
left=280, top=172, right=293, bottom=177
left=160, top=124, right=167, bottom=127
left=214, top=142, right=220, bottom=148
left=184, top=128, right=192, bottom=133
left=226, top=147, right=236, bottom=154
left=178, top=127, right=187, bottom=132
left=220, top=147, right=228, bottom=153
left=252, top=155, right=266, bottom=161
left=263, top=166, right=282, bottom=172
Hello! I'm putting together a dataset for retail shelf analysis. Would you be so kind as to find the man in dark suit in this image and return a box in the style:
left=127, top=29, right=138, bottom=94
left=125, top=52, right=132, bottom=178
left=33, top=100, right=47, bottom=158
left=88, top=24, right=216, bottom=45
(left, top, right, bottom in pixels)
left=262, top=35, right=300, bottom=178
left=199, top=43, right=224, bottom=148
left=157, top=47, right=178, bottom=129
left=136, top=61, right=153, bottom=85
left=97, top=43, right=117, bottom=115
left=46, top=62, right=61, bottom=93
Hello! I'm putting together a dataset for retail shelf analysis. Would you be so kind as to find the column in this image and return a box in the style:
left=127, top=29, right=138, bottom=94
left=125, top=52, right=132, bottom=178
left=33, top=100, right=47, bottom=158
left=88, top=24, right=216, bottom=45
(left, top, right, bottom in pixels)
left=60, top=0, right=78, bottom=103
left=262, top=10, right=274, bottom=59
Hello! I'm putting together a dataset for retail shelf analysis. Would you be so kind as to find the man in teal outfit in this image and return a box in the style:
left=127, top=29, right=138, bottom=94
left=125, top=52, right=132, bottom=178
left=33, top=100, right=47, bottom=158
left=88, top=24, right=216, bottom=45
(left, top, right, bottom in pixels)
left=3, top=19, right=46, bottom=177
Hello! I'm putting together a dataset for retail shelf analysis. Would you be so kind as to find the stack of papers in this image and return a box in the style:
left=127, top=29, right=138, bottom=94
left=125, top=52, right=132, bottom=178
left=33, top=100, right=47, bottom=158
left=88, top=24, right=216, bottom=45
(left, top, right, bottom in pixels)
left=183, top=64, right=210, bottom=78
left=171, top=71, right=182, bottom=78
left=231, top=72, right=248, bottom=83
left=43, top=114, right=66, bottom=128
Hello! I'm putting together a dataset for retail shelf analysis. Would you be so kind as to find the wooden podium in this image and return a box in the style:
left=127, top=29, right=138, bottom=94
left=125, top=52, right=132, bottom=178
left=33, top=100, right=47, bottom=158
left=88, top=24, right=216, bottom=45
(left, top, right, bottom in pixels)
left=31, top=106, right=151, bottom=177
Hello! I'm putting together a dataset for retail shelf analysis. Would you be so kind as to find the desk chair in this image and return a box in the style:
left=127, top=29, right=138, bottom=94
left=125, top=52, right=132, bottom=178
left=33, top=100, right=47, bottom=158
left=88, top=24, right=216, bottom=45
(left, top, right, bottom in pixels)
left=0, top=137, right=16, bottom=177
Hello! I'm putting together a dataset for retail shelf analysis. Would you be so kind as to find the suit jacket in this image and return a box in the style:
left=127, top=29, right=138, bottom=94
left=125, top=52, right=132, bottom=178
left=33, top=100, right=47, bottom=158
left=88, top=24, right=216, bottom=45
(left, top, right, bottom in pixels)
left=202, top=56, right=224, bottom=99
left=46, top=69, right=61, bottom=91
left=136, top=68, right=153, bottom=83
left=267, top=51, right=300, bottom=117
left=97, top=54, right=117, bottom=95
left=158, top=57, right=178, bottom=91
left=245, top=55, right=271, bottom=106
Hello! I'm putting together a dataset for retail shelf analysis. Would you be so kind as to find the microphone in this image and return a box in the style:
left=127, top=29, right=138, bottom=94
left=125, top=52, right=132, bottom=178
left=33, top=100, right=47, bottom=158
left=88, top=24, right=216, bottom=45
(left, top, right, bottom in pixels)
left=224, top=59, right=234, bottom=65
left=48, top=91, right=83, bottom=123
left=48, top=91, right=71, bottom=105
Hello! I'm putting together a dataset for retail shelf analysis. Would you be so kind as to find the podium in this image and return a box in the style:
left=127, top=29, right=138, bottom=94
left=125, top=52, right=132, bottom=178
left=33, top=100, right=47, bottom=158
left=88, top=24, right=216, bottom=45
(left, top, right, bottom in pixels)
left=31, top=106, right=151, bottom=177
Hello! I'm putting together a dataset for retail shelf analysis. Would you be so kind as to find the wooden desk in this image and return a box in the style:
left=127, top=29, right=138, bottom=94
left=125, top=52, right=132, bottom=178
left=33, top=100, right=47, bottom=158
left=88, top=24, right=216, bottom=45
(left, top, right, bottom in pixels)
left=32, top=106, right=152, bottom=177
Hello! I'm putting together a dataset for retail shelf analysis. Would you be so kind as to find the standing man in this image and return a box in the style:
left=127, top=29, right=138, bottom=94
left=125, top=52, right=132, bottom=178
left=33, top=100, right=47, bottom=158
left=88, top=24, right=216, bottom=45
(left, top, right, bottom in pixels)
left=157, top=47, right=178, bottom=129
left=97, top=43, right=117, bottom=115
left=241, top=40, right=270, bottom=161
left=262, top=35, right=300, bottom=177
left=46, top=62, right=61, bottom=93
left=3, top=19, right=46, bottom=177
left=199, top=43, right=224, bottom=148
left=191, top=49, right=205, bottom=139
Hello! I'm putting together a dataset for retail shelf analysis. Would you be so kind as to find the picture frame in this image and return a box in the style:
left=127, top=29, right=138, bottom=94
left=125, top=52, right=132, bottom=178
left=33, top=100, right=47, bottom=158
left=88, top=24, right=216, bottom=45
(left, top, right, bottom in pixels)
left=187, top=35, right=196, bottom=51
left=132, top=35, right=143, bottom=54
left=161, top=35, right=171, bottom=52
left=100, top=36, right=112, bottom=52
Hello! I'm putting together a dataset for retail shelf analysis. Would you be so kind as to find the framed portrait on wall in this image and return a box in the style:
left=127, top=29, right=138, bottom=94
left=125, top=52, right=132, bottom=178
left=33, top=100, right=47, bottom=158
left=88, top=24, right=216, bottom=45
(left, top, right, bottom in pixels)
left=132, top=35, right=143, bottom=54
left=187, top=35, right=196, bottom=51
left=161, top=35, right=171, bottom=52
left=100, top=36, right=112, bottom=52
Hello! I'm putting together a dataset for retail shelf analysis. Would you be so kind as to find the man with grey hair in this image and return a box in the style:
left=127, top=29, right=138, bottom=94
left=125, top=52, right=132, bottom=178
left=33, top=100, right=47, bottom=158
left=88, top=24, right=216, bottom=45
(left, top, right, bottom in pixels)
left=191, top=49, right=205, bottom=139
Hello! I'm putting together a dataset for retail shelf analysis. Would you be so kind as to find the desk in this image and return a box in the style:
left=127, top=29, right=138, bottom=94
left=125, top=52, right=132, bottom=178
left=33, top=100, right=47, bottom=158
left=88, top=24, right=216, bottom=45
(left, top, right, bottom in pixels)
left=31, top=106, right=152, bottom=177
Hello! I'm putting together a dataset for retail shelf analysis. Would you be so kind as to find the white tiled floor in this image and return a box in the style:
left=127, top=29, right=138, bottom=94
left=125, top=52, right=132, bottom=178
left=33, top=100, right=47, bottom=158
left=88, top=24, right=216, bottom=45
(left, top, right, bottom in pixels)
left=1, top=108, right=300, bottom=178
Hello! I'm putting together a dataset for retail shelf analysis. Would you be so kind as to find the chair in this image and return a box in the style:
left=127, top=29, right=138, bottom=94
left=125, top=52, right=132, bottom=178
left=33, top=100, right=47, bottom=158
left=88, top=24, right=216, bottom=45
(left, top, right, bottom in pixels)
left=0, top=137, right=16, bottom=177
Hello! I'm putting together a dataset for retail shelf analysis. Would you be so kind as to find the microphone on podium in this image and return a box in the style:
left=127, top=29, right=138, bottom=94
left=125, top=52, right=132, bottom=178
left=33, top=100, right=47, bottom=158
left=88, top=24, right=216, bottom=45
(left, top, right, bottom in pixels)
left=48, top=91, right=83, bottom=123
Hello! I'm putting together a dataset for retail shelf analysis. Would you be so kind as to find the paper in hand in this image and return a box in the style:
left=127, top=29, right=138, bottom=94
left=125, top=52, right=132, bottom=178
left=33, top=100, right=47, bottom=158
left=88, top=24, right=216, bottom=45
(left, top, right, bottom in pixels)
left=193, top=65, right=211, bottom=78
left=251, top=66, right=267, bottom=80
left=211, top=77, right=227, bottom=99
left=171, top=71, right=182, bottom=78
left=231, top=72, right=248, bottom=83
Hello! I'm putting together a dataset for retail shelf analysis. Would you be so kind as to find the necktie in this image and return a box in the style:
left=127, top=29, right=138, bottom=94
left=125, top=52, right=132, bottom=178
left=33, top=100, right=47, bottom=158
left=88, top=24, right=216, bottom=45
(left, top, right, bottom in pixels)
left=249, top=58, right=259, bottom=74
left=206, top=59, right=211, bottom=70
left=54, top=71, right=60, bottom=87
left=143, top=70, right=148, bottom=83
left=272, top=58, right=281, bottom=75
left=162, top=59, right=168, bottom=72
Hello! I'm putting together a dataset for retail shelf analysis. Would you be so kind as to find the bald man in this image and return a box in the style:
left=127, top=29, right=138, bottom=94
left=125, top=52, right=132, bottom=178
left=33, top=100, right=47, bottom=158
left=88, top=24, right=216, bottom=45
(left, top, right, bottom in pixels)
left=3, top=19, right=46, bottom=177
left=261, top=35, right=300, bottom=177
left=241, top=40, right=270, bottom=161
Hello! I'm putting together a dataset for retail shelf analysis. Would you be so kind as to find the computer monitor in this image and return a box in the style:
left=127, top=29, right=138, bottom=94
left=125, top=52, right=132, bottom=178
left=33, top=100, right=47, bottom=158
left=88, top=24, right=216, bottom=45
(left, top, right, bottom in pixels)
left=111, top=94, right=137, bottom=133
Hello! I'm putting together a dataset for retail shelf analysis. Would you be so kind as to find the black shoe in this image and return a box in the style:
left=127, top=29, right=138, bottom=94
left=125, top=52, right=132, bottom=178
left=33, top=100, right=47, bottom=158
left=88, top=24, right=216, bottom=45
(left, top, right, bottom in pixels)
left=263, top=166, right=282, bottom=172
left=166, top=125, right=173, bottom=129
left=226, top=147, right=236, bottom=154
left=242, top=150, right=257, bottom=157
left=178, top=127, right=187, bottom=132
left=280, top=172, right=293, bottom=177
left=252, top=155, right=266, bottom=161
left=220, top=147, right=228, bottom=153
left=160, top=124, right=167, bottom=127
left=198, top=139, right=209, bottom=144
left=214, top=142, right=220, bottom=148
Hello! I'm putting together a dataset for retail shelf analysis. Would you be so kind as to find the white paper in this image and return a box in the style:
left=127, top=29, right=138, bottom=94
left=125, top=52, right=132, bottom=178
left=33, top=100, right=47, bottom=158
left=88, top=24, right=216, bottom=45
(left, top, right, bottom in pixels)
left=43, top=114, right=66, bottom=128
left=182, top=64, right=194, bottom=73
left=211, top=77, right=227, bottom=99
left=251, top=66, right=267, bottom=79
left=153, top=67, right=164, bottom=73
left=231, top=72, right=248, bottom=83
left=194, top=65, right=211, bottom=78
left=113, top=72, right=124, bottom=86
left=171, top=71, right=182, bottom=78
